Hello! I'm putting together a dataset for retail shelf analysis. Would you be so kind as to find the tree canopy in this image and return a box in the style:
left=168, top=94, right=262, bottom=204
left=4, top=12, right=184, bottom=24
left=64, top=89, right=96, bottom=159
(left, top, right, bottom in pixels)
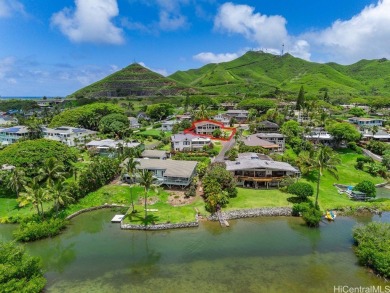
left=49, top=103, right=124, bottom=130
left=0, top=241, right=46, bottom=292
left=326, top=122, right=361, bottom=143
left=99, top=113, right=129, bottom=137
left=238, top=98, right=276, bottom=112
left=0, top=139, right=77, bottom=176
left=146, top=103, right=174, bottom=120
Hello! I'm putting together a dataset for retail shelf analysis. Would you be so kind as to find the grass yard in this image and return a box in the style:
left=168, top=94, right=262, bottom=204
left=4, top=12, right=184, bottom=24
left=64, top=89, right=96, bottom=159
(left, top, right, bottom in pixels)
left=138, top=129, right=171, bottom=138
left=226, top=188, right=292, bottom=210
left=65, top=184, right=202, bottom=224
left=213, top=141, right=223, bottom=153
left=0, top=197, right=53, bottom=223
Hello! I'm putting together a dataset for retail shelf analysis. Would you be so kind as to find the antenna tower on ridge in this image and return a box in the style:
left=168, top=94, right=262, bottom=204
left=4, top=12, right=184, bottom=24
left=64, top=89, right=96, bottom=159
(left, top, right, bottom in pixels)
left=281, top=43, right=284, bottom=56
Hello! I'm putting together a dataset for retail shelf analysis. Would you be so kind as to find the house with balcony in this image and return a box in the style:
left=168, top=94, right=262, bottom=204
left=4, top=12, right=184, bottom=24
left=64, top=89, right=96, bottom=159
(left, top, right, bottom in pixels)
left=212, top=114, right=230, bottom=127
left=194, top=120, right=223, bottom=135
left=225, top=153, right=300, bottom=188
left=133, top=159, right=197, bottom=188
left=0, top=126, right=29, bottom=145
left=171, top=133, right=211, bottom=151
left=242, top=134, right=280, bottom=153
left=225, top=110, right=249, bottom=123
left=161, top=120, right=178, bottom=132
left=245, top=133, right=285, bottom=152
left=348, top=117, right=384, bottom=127
left=43, top=126, right=96, bottom=147
left=257, top=120, right=280, bottom=133
left=304, top=128, right=335, bottom=146
left=86, top=139, right=141, bottom=155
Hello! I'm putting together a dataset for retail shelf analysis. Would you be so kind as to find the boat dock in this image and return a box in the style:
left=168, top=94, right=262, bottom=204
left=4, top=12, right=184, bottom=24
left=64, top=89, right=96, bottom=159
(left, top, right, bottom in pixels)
left=111, top=215, right=125, bottom=223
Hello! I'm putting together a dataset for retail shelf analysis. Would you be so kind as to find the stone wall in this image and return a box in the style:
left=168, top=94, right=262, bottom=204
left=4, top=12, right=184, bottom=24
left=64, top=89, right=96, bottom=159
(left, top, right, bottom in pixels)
left=208, top=207, right=292, bottom=221
left=65, top=204, right=128, bottom=220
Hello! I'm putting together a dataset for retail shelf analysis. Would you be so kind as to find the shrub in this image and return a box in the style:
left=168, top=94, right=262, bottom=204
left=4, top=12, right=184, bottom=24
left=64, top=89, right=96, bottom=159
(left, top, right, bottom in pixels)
left=353, top=222, right=390, bottom=278
left=13, top=218, right=67, bottom=242
left=287, top=182, right=314, bottom=199
left=292, top=202, right=312, bottom=216
left=353, top=180, right=376, bottom=198
left=152, top=123, right=162, bottom=129
left=302, top=206, right=322, bottom=227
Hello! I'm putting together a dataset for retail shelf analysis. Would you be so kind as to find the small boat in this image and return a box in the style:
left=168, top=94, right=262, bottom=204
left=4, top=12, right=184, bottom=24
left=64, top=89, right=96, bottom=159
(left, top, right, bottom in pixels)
left=325, top=210, right=336, bottom=221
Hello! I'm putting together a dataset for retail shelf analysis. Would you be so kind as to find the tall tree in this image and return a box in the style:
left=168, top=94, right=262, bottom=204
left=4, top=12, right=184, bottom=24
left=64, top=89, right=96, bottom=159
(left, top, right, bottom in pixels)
left=7, top=168, right=27, bottom=197
left=122, top=156, right=140, bottom=213
left=25, top=117, right=43, bottom=140
left=138, top=170, right=157, bottom=225
left=299, top=145, right=341, bottom=207
left=18, top=177, right=48, bottom=217
left=296, top=85, right=305, bottom=110
left=50, top=181, right=73, bottom=217
left=38, top=157, right=66, bottom=188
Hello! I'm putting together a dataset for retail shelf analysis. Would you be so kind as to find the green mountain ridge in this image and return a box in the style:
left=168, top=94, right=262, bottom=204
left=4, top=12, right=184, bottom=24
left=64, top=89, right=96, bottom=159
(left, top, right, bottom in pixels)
left=68, top=63, right=192, bottom=99
left=69, top=51, right=390, bottom=99
left=169, top=51, right=390, bottom=98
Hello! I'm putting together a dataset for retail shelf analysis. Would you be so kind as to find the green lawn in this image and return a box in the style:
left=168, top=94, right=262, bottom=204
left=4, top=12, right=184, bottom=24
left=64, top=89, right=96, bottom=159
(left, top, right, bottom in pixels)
left=65, top=184, right=202, bottom=224
left=213, top=141, right=223, bottom=153
left=226, top=188, right=292, bottom=210
left=0, top=197, right=53, bottom=223
left=138, top=129, right=171, bottom=138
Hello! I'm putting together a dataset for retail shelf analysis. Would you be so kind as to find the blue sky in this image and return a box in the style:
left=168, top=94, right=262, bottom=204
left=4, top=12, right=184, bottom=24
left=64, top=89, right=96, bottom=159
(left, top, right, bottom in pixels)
left=1, top=0, right=388, bottom=96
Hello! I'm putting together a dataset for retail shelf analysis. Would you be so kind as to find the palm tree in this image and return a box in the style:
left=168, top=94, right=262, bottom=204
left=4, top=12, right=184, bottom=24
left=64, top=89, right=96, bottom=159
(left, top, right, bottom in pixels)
left=122, top=156, right=140, bottom=213
left=50, top=181, right=73, bottom=217
left=138, top=170, right=157, bottom=225
left=7, top=168, right=27, bottom=197
left=196, top=104, right=209, bottom=120
left=38, top=158, right=66, bottom=188
left=299, top=145, right=341, bottom=208
left=18, top=177, right=48, bottom=217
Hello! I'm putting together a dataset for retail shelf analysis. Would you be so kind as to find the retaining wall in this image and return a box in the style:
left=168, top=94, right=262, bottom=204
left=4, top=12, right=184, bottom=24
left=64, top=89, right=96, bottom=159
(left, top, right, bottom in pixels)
left=208, top=207, right=293, bottom=221
left=65, top=204, right=128, bottom=220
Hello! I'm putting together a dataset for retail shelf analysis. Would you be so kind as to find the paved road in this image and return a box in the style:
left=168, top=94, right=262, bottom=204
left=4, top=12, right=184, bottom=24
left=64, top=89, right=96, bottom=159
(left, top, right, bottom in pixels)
left=214, top=138, right=236, bottom=162
left=362, top=148, right=383, bottom=162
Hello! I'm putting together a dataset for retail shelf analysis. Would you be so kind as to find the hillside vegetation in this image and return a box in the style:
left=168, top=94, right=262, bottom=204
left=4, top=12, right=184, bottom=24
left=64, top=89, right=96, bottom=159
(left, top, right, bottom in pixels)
left=169, top=51, right=390, bottom=98
left=68, top=63, right=192, bottom=99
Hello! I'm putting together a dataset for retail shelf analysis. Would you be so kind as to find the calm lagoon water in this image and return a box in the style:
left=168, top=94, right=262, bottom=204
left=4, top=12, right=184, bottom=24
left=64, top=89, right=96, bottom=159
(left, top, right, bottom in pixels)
left=1, top=211, right=389, bottom=293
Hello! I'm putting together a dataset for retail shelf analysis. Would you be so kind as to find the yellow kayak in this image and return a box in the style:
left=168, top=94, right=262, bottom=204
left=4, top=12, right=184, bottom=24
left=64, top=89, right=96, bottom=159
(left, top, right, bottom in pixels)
left=325, top=211, right=336, bottom=221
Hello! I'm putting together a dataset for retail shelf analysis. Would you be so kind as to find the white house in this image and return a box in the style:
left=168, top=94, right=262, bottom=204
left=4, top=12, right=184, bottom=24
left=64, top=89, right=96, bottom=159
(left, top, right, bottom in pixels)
left=161, top=120, right=178, bottom=132
left=0, top=126, right=29, bottom=145
left=171, top=133, right=211, bottom=151
left=43, top=126, right=96, bottom=147
left=348, top=117, right=384, bottom=127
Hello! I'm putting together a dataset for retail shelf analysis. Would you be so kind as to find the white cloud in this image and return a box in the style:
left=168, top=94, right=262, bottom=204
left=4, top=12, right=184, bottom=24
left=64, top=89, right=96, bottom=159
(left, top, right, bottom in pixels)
left=214, top=2, right=311, bottom=61
left=139, top=62, right=168, bottom=76
left=0, top=0, right=26, bottom=18
left=193, top=52, right=240, bottom=63
left=51, top=0, right=124, bottom=44
left=303, top=0, right=390, bottom=63
left=0, top=57, right=15, bottom=79
left=215, top=2, right=288, bottom=49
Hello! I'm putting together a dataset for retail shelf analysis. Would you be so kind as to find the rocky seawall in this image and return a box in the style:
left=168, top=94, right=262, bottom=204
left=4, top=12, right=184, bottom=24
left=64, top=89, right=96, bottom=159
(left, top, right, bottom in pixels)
left=208, top=207, right=292, bottom=221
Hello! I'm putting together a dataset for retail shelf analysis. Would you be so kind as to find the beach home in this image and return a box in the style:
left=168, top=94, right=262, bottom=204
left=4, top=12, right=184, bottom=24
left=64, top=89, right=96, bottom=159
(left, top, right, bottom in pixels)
left=225, top=153, right=300, bottom=188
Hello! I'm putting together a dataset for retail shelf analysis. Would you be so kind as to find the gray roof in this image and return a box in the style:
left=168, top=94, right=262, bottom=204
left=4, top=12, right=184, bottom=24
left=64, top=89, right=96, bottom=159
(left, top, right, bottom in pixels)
left=226, top=155, right=299, bottom=173
left=226, top=110, right=249, bottom=114
left=258, top=120, right=279, bottom=128
left=243, top=134, right=279, bottom=148
left=171, top=133, right=210, bottom=142
left=256, top=133, right=285, bottom=138
left=137, top=159, right=197, bottom=178
left=141, top=150, right=167, bottom=158
left=86, top=139, right=140, bottom=149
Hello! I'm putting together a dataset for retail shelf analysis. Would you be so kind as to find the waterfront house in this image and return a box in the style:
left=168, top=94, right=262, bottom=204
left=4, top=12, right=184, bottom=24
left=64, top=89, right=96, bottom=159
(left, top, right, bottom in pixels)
left=225, top=153, right=300, bottom=188
left=132, top=159, right=197, bottom=188
left=171, top=133, right=211, bottom=151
